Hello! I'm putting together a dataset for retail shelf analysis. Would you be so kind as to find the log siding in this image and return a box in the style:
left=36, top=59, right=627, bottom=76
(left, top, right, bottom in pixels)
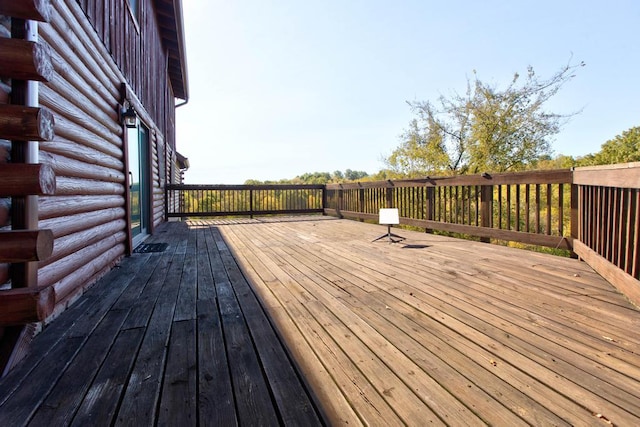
left=1, top=14, right=11, bottom=287
left=32, top=0, right=183, bottom=312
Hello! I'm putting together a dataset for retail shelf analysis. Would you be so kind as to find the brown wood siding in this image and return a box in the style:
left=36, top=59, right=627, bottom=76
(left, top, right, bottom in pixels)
left=77, top=0, right=177, bottom=151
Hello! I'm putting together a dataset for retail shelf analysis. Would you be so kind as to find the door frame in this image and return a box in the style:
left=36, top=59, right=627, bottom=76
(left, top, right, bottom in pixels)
left=124, top=118, right=152, bottom=254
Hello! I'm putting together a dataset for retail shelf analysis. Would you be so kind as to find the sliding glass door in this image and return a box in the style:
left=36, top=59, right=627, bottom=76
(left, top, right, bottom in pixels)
left=128, top=124, right=149, bottom=245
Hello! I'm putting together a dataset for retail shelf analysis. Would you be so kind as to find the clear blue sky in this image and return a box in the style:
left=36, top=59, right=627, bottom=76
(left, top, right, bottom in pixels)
left=176, top=0, right=639, bottom=184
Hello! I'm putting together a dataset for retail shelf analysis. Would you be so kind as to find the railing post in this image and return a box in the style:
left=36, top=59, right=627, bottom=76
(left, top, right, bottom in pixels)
left=386, top=180, right=394, bottom=208
left=425, top=185, right=434, bottom=233
left=570, top=181, right=579, bottom=258
left=250, top=188, right=254, bottom=219
left=164, top=185, right=168, bottom=220
left=321, top=185, right=327, bottom=215
left=358, top=184, right=365, bottom=222
left=337, top=185, right=343, bottom=218
left=480, top=184, right=493, bottom=243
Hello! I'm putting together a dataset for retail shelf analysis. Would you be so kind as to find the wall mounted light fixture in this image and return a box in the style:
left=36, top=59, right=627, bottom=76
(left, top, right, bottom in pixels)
left=121, top=105, right=138, bottom=128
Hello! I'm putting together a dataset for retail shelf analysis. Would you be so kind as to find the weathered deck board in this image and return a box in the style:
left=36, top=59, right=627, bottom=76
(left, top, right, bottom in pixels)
left=213, top=216, right=640, bottom=426
left=1, top=216, right=639, bottom=426
left=0, top=221, right=323, bottom=426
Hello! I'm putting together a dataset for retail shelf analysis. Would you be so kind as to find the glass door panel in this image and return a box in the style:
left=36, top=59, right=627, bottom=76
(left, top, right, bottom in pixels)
left=128, top=125, right=148, bottom=242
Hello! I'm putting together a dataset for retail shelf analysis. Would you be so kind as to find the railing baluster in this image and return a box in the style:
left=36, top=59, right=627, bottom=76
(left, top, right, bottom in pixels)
left=546, top=183, right=552, bottom=235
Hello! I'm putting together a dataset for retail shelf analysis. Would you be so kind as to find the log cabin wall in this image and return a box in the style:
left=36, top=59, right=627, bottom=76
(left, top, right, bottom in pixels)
left=0, top=14, right=10, bottom=350
left=33, top=0, right=180, bottom=314
left=1, top=15, right=10, bottom=289
left=76, top=0, right=179, bottom=230
left=76, top=0, right=177, bottom=152
left=36, top=1, right=126, bottom=313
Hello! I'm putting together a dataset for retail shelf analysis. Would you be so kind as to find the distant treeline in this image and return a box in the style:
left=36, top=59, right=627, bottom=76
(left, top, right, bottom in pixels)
left=247, top=126, right=639, bottom=185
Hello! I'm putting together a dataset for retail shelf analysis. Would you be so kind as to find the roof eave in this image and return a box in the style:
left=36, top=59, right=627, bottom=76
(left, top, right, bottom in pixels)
left=156, top=0, right=189, bottom=101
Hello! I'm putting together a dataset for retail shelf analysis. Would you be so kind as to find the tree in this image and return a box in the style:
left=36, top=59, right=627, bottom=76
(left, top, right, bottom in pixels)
left=386, top=61, right=585, bottom=176
left=344, top=169, right=369, bottom=181
left=577, top=126, right=640, bottom=166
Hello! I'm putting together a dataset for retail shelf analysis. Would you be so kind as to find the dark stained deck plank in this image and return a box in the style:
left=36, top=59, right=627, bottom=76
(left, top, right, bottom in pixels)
left=195, top=226, right=237, bottom=426
left=69, top=327, right=146, bottom=426
left=28, top=308, right=131, bottom=426
left=0, top=252, right=152, bottom=426
left=158, top=319, right=197, bottom=426
left=115, top=240, right=187, bottom=425
left=210, top=227, right=327, bottom=426
left=216, top=277, right=281, bottom=426
left=0, top=220, right=324, bottom=426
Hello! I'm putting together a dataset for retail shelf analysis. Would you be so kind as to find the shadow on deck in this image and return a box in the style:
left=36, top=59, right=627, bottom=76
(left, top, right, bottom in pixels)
left=1, top=217, right=640, bottom=426
left=0, top=221, right=324, bottom=426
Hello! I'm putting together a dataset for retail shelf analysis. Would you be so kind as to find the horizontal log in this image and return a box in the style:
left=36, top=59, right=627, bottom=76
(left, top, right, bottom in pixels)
left=48, top=2, right=121, bottom=101
left=39, top=151, right=125, bottom=183
left=0, top=286, right=55, bottom=326
left=40, top=138, right=123, bottom=171
left=0, top=0, right=53, bottom=22
left=43, top=71, right=121, bottom=135
left=39, top=195, right=124, bottom=219
left=38, top=231, right=126, bottom=291
left=39, top=84, right=122, bottom=149
left=0, top=163, right=56, bottom=196
left=54, top=177, right=124, bottom=196
left=39, top=207, right=126, bottom=238
left=0, top=229, right=54, bottom=262
left=0, top=38, right=53, bottom=82
left=40, top=219, right=126, bottom=267
left=45, top=114, right=123, bottom=160
left=51, top=243, right=124, bottom=308
left=39, top=21, right=120, bottom=111
left=0, top=105, right=55, bottom=141
left=574, top=240, right=640, bottom=308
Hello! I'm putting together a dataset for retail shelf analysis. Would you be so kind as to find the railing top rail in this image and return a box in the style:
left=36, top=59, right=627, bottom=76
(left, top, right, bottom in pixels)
left=573, top=162, right=640, bottom=189
left=167, top=183, right=325, bottom=191
left=168, top=163, right=639, bottom=192
left=325, top=169, right=573, bottom=190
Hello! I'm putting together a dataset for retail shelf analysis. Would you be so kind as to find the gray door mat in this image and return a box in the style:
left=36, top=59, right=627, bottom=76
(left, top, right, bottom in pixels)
left=133, top=243, right=168, bottom=253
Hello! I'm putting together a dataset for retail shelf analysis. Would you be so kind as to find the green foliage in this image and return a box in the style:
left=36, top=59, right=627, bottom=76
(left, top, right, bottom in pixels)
left=386, top=61, right=584, bottom=176
left=294, top=172, right=332, bottom=184
left=577, top=126, right=640, bottom=166
left=530, top=154, right=579, bottom=170
left=247, top=169, right=370, bottom=185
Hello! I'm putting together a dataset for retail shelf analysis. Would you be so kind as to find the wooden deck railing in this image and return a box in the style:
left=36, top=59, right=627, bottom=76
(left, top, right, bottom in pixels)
left=166, top=184, right=324, bottom=218
left=325, top=169, right=575, bottom=250
left=165, top=164, right=640, bottom=305
left=571, top=163, right=640, bottom=303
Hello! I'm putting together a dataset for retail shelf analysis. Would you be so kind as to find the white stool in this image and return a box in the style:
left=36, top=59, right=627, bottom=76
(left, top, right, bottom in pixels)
left=372, top=208, right=405, bottom=243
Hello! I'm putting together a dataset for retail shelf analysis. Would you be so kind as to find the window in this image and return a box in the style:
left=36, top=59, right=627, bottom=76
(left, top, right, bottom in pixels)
left=127, top=0, right=140, bottom=22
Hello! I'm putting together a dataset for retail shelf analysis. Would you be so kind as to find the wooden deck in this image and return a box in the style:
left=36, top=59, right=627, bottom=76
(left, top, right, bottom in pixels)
left=1, top=217, right=640, bottom=426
